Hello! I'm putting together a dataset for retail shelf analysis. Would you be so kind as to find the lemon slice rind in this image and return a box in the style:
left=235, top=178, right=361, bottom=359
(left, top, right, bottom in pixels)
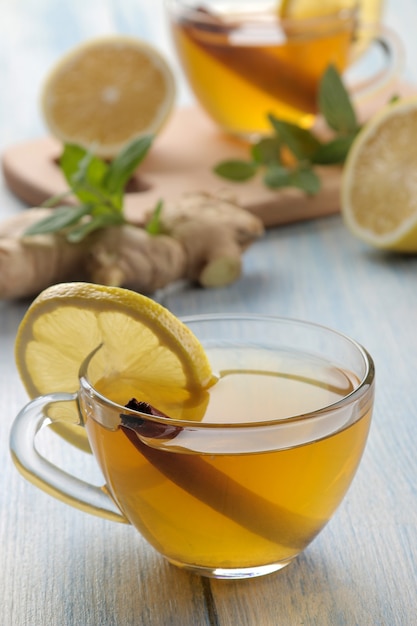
left=341, top=97, right=417, bottom=252
left=41, top=36, right=176, bottom=158
left=15, top=283, right=213, bottom=450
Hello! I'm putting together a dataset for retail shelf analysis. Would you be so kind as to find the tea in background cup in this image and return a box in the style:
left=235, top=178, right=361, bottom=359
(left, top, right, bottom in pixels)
left=165, top=0, right=402, bottom=139
left=10, top=315, right=375, bottom=579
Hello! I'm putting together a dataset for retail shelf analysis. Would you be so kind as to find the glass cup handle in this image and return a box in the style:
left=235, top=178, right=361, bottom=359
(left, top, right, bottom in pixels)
left=9, top=392, right=129, bottom=524
left=348, top=26, right=405, bottom=105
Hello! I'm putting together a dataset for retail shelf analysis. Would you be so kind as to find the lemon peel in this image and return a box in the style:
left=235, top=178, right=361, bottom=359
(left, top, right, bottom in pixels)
left=341, top=97, right=417, bottom=252
left=41, top=36, right=176, bottom=158
left=279, top=0, right=356, bottom=20
left=15, top=283, right=214, bottom=449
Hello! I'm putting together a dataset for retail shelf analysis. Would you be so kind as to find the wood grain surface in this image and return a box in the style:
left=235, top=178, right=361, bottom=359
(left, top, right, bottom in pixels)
left=1, top=106, right=344, bottom=228
left=1, top=2, right=417, bottom=626
left=2, top=82, right=415, bottom=228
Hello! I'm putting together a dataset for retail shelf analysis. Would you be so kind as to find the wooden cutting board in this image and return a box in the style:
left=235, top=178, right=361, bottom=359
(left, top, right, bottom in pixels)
left=2, top=83, right=415, bottom=228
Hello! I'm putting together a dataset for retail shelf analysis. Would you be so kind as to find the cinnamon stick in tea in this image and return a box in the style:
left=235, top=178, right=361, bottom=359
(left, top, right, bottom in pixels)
left=174, top=7, right=354, bottom=115
left=121, top=399, right=325, bottom=551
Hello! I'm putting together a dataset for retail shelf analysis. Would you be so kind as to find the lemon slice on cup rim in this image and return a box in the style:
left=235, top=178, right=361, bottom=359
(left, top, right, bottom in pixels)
left=278, top=0, right=383, bottom=61
left=279, top=0, right=357, bottom=19
left=341, top=97, right=417, bottom=252
left=15, top=283, right=214, bottom=451
left=41, top=35, right=176, bottom=158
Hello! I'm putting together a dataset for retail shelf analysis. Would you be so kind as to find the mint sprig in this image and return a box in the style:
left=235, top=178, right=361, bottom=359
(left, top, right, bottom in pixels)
left=25, top=135, right=156, bottom=241
left=318, top=64, right=358, bottom=134
left=213, top=64, right=361, bottom=195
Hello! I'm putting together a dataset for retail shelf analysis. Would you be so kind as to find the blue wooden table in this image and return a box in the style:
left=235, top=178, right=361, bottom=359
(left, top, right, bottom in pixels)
left=1, top=2, right=416, bottom=624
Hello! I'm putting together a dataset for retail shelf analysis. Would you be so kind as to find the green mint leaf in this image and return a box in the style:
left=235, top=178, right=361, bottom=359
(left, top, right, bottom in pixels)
left=213, top=160, right=258, bottom=182
left=66, top=212, right=124, bottom=243
left=264, top=164, right=320, bottom=194
left=318, top=64, right=358, bottom=134
left=268, top=115, right=322, bottom=160
left=263, top=164, right=293, bottom=189
left=104, top=135, right=153, bottom=194
left=146, top=199, right=164, bottom=235
left=60, top=144, right=108, bottom=188
left=60, top=144, right=110, bottom=206
left=251, top=137, right=282, bottom=164
left=389, top=94, right=400, bottom=104
left=23, top=205, right=92, bottom=236
left=26, top=137, right=153, bottom=243
left=59, top=144, right=88, bottom=181
left=288, top=167, right=321, bottom=195
left=311, top=134, right=357, bottom=165
left=41, top=190, right=73, bottom=208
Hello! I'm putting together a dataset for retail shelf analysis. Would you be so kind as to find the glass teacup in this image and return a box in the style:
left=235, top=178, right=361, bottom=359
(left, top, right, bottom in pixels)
left=10, top=315, right=375, bottom=579
left=165, top=0, right=403, bottom=139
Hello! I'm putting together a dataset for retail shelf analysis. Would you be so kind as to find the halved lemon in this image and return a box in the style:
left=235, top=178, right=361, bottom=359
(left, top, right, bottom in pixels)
left=15, top=283, right=214, bottom=450
left=341, top=97, right=417, bottom=252
left=41, top=36, right=176, bottom=158
left=279, top=0, right=383, bottom=60
left=279, top=0, right=356, bottom=19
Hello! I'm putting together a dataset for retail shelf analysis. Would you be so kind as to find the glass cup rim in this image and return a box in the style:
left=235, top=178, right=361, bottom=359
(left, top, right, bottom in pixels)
left=165, top=1, right=358, bottom=30
left=78, top=313, right=375, bottom=431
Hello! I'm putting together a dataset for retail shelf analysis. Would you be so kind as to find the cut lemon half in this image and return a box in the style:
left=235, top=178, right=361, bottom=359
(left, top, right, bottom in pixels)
left=279, top=0, right=383, bottom=60
left=341, top=97, right=417, bottom=252
left=15, top=283, right=214, bottom=450
left=41, top=36, right=176, bottom=158
left=279, top=0, right=356, bottom=20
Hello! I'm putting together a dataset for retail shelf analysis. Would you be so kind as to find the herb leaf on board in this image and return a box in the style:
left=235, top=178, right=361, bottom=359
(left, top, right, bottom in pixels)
left=214, top=64, right=363, bottom=195
left=24, top=136, right=155, bottom=242
left=318, top=64, right=358, bottom=134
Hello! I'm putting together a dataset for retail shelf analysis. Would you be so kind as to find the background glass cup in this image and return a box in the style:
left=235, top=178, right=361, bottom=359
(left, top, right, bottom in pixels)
left=165, top=0, right=403, bottom=139
left=10, top=315, right=375, bottom=579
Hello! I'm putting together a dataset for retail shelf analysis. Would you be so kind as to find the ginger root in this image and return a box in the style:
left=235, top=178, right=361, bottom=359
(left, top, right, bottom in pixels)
left=0, top=208, right=89, bottom=299
left=0, top=192, right=263, bottom=300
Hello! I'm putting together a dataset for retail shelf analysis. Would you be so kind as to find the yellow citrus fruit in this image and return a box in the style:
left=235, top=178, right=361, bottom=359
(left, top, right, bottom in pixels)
left=15, top=283, right=214, bottom=450
left=341, top=97, right=417, bottom=252
left=41, top=36, right=176, bottom=158
left=278, top=1, right=383, bottom=60
left=279, top=0, right=356, bottom=19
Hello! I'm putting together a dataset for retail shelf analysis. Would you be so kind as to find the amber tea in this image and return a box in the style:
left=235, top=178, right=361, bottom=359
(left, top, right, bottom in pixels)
left=170, top=7, right=355, bottom=135
left=84, top=340, right=373, bottom=578
left=11, top=315, right=375, bottom=579
left=166, top=0, right=399, bottom=139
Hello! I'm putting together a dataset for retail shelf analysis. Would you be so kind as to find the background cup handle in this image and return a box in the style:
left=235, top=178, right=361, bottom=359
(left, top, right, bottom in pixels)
left=9, top=392, right=129, bottom=524
left=348, top=26, right=405, bottom=106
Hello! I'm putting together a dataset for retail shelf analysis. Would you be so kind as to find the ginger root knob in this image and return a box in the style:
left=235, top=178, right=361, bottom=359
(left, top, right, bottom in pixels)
left=0, top=193, right=264, bottom=300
